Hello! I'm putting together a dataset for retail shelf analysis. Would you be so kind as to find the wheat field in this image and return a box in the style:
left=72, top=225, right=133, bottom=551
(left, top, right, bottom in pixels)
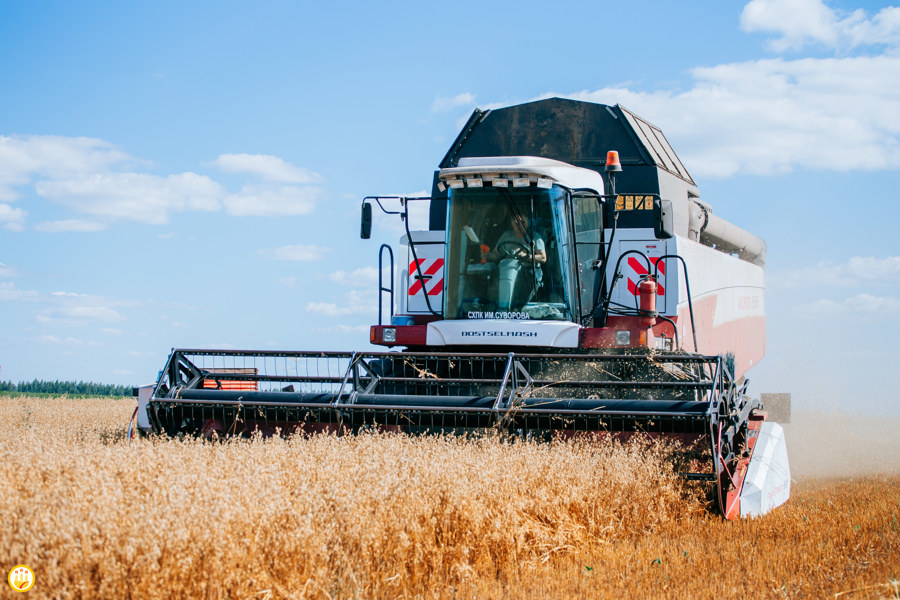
left=1, top=395, right=898, bottom=599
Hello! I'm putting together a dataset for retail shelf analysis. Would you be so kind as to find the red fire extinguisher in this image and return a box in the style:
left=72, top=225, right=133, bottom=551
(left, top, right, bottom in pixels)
left=638, top=275, right=658, bottom=328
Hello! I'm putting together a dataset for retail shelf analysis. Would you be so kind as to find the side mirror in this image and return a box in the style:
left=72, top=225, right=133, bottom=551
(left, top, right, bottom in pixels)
left=360, top=202, right=372, bottom=239
left=653, top=198, right=674, bottom=239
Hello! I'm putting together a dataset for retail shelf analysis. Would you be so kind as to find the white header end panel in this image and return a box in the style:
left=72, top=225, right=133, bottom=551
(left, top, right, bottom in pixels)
left=740, top=422, right=791, bottom=517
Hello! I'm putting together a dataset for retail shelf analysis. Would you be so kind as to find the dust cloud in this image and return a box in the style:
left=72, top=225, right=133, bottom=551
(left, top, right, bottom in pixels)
left=782, top=410, right=900, bottom=479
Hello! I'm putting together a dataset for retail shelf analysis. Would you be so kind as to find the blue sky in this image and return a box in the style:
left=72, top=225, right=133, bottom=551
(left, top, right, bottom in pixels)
left=2, top=0, right=899, bottom=415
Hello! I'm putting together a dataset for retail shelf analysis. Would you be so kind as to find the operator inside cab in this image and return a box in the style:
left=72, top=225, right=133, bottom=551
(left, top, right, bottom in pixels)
left=481, top=212, right=546, bottom=310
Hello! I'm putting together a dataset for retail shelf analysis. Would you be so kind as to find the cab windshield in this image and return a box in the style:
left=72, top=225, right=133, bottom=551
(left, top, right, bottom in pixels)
left=444, top=185, right=573, bottom=321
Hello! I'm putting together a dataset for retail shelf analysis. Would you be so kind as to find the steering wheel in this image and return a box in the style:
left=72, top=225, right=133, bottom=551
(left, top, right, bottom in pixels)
left=497, top=240, right=530, bottom=259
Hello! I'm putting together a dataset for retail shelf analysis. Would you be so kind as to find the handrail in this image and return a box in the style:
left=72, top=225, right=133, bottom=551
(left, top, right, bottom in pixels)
left=378, top=244, right=394, bottom=325
left=654, top=254, right=699, bottom=353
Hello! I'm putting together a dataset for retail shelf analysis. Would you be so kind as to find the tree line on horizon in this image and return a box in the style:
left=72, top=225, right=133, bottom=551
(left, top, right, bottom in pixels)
left=0, top=380, right=132, bottom=397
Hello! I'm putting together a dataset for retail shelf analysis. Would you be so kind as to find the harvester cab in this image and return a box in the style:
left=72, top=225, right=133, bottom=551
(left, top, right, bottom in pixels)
left=367, top=155, right=668, bottom=351
left=136, top=98, right=790, bottom=519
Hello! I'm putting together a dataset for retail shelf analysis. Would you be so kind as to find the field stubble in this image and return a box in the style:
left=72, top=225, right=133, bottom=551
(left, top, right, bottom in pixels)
left=0, top=396, right=898, bottom=599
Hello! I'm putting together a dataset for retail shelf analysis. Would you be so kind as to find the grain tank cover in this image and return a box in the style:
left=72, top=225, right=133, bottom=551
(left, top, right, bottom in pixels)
left=439, top=98, right=695, bottom=186
left=430, top=98, right=698, bottom=230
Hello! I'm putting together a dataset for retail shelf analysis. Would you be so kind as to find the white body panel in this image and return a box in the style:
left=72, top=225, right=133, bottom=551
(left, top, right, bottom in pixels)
left=607, top=229, right=765, bottom=368
left=672, top=236, right=765, bottom=325
left=608, top=229, right=673, bottom=314
left=608, top=229, right=765, bottom=320
left=740, top=422, right=791, bottom=517
left=426, top=319, right=580, bottom=347
left=399, top=230, right=445, bottom=315
left=669, top=236, right=765, bottom=365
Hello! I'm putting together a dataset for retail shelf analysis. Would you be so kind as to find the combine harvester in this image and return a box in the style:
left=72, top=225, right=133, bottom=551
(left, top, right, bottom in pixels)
left=133, top=98, right=790, bottom=519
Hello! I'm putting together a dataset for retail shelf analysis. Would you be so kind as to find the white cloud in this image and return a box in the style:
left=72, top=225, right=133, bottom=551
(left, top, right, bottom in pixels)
left=34, top=219, right=107, bottom=233
left=36, top=172, right=223, bottom=225
left=305, top=289, right=376, bottom=317
left=432, top=93, right=476, bottom=113
left=128, top=349, right=161, bottom=357
left=1, top=136, right=325, bottom=227
left=160, top=315, right=189, bottom=328
left=1, top=281, right=137, bottom=330
left=313, top=324, right=371, bottom=335
left=0, top=263, right=20, bottom=278
left=798, top=293, right=900, bottom=317
left=36, top=305, right=125, bottom=325
left=223, top=184, right=320, bottom=217
left=328, top=267, right=379, bottom=287
left=51, top=290, right=88, bottom=297
left=214, top=153, right=321, bottom=184
left=304, top=302, right=351, bottom=317
left=772, top=256, right=900, bottom=288
left=741, top=0, right=900, bottom=52
left=0, top=203, right=26, bottom=231
left=558, top=52, right=900, bottom=177
left=7, top=289, right=137, bottom=326
left=37, top=334, right=87, bottom=346
left=0, top=281, right=39, bottom=301
left=264, top=244, right=330, bottom=262
left=0, top=134, right=130, bottom=201
left=510, top=2, right=900, bottom=179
